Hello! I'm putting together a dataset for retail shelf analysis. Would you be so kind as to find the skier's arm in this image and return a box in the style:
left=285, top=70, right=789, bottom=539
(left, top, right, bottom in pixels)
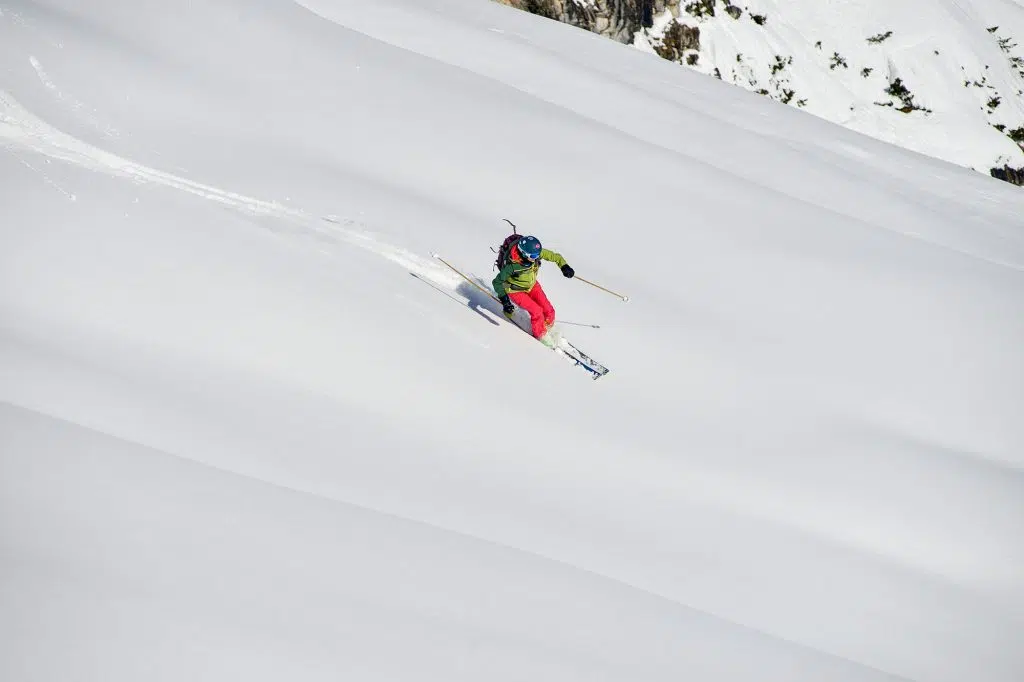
left=492, top=263, right=515, bottom=298
left=540, top=248, right=567, bottom=268
left=542, top=248, right=574, bottom=278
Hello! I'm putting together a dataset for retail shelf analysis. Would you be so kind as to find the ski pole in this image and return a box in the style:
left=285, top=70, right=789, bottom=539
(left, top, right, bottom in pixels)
left=575, top=276, right=629, bottom=302
left=432, top=253, right=499, bottom=302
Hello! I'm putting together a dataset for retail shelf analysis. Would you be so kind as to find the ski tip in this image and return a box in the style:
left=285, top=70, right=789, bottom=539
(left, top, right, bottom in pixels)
left=430, top=252, right=441, bottom=259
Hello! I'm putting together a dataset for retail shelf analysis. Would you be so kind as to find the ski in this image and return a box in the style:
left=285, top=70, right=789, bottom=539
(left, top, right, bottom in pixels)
left=549, top=332, right=610, bottom=380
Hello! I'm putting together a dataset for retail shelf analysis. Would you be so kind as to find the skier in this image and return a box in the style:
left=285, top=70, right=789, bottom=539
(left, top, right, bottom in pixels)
left=493, top=235, right=575, bottom=347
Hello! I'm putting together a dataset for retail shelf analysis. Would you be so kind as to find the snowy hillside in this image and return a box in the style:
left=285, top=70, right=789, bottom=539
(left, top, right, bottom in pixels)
left=501, top=0, right=1024, bottom=182
left=3, top=1, right=1024, bottom=681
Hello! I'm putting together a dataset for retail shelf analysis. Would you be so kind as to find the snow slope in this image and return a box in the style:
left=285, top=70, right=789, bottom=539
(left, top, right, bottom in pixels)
left=631, top=0, right=1024, bottom=175
left=2, top=1, right=1024, bottom=680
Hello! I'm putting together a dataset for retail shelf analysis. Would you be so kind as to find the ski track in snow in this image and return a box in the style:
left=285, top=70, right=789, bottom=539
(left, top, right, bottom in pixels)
left=0, top=89, right=463, bottom=293
left=9, top=149, right=77, bottom=202
left=29, top=56, right=120, bottom=138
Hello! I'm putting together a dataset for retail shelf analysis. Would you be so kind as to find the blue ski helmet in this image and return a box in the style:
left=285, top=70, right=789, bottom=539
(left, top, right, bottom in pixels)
left=518, top=235, right=542, bottom=261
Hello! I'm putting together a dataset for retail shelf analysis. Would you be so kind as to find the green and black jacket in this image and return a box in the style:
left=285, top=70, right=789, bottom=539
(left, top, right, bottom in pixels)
left=492, top=245, right=567, bottom=297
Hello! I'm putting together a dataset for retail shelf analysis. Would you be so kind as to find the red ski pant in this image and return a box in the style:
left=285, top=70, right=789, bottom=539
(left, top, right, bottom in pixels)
left=510, top=283, right=555, bottom=338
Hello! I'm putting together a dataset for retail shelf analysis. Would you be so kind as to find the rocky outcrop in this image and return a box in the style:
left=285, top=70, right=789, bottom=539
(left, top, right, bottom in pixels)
left=990, top=165, right=1024, bottom=186
left=652, top=20, right=699, bottom=62
left=493, top=1, right=682, bottom=44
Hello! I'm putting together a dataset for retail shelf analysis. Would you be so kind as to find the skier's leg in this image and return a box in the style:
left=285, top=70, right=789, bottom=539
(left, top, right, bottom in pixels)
left=509, top=291, right=547, bottom=338
left=529, top=282, right=556, bottom=328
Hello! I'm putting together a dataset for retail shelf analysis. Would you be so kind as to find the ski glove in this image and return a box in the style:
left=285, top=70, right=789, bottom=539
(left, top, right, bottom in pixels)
left=499, top=294, right=515, bottom=316
left=561, top=264, right=575, bottom=278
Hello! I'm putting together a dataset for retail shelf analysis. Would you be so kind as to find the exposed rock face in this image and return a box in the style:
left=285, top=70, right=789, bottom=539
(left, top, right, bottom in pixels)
left=493, top=1, right=682, bottom=44
left=653, top=20, right=699, bottom=61
left=990, top=165, right=1024, bottom=186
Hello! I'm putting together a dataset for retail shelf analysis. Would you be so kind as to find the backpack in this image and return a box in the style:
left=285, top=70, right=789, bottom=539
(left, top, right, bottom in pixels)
left=494, top=233, right=521, bottom=271
left=493, top=218, right=521, bottom=270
